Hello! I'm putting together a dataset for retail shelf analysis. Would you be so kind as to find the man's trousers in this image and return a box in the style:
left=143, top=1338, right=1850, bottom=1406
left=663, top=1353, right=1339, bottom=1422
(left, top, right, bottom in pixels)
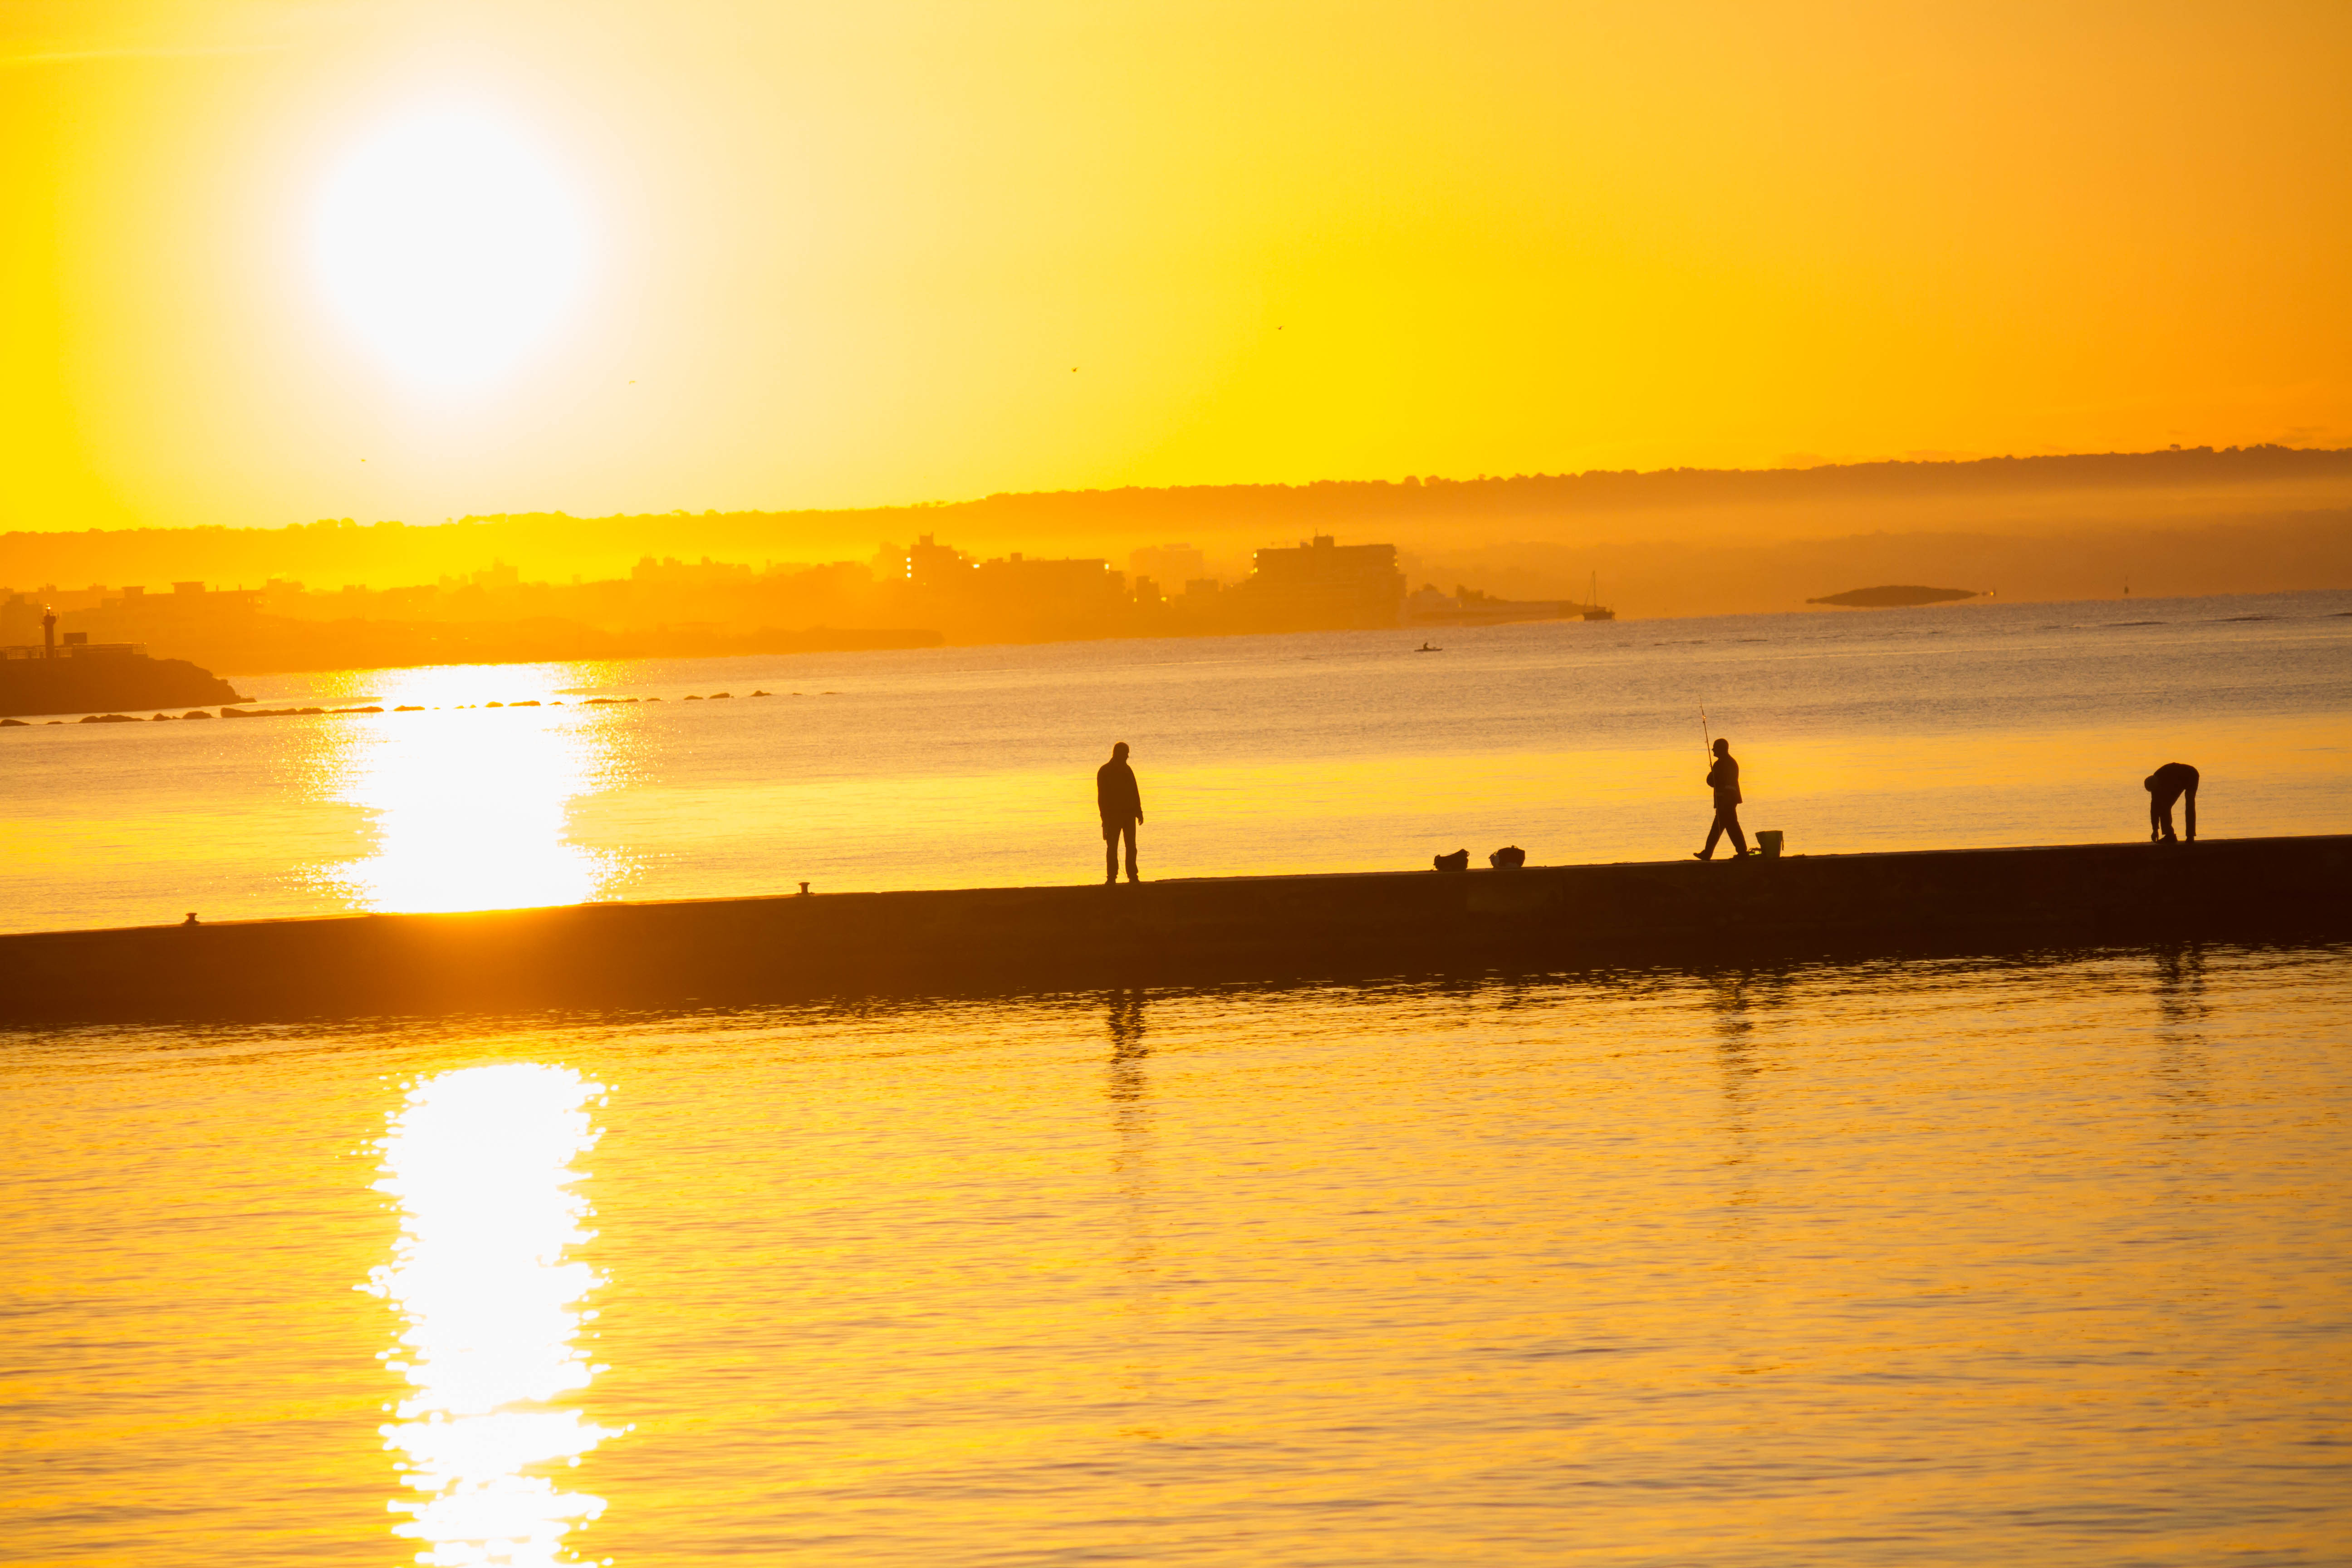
left=1103, top=818, right=1138, bottom=881
left=1702, top=804, right=1749, bottom=859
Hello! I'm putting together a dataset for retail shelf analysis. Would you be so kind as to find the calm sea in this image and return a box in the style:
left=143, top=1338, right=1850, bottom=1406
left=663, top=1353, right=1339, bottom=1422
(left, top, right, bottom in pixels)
left=0, top=589, right=2347, bottom=931
left=3, top=592, right=2349, bottom=1565
left=3, top=951, right=2349, bottom=1565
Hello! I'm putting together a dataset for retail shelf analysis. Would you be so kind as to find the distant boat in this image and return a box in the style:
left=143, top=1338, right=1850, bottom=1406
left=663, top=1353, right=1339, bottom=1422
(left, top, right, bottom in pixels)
left=1415, top=642, right=1442, bottom=652
left=1582, top=570, right=1615, bottom=620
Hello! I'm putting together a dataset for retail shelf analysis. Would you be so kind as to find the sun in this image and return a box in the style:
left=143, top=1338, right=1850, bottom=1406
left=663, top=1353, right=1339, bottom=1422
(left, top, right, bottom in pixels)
left=313, top=108, right=593, bottom=392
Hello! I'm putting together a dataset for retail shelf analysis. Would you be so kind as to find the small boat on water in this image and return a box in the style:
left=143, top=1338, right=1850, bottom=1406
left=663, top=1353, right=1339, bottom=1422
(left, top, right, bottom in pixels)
left=1581, top=570, right=1616, bottom=620
left=1415, top=642, right=1442, bottom=652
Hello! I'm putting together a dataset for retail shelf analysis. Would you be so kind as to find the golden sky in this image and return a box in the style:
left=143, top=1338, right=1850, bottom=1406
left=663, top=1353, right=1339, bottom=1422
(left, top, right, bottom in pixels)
left=5, top=0, right=2348, bottom=534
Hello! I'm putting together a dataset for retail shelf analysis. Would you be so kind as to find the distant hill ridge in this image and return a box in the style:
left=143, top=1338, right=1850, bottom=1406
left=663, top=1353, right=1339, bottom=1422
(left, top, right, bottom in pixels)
left=3, top=444, right=2347, bottom=600
left=7, top=443, right=2348, bottom=553
left=862, top=442, right=2352, bottom=525
left=453, top=442, right=2352, bottom=539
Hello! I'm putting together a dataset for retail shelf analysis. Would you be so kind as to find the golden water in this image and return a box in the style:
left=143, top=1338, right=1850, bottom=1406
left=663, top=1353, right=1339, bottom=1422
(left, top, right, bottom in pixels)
left=5, top=947, right=2347, bottom=1564
left=1, top=592, right=2347, bottom=933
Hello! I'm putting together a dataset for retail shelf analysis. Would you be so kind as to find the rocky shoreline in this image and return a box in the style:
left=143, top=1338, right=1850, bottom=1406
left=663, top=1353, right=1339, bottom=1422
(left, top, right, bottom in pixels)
left=0, top=654, right=246, bottom=720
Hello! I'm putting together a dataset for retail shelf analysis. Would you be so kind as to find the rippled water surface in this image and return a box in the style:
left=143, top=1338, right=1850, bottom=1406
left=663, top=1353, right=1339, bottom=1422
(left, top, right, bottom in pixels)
left=1, top=588, right=2347, bottom=932
left=5, top=946, right=2347, bottom=1565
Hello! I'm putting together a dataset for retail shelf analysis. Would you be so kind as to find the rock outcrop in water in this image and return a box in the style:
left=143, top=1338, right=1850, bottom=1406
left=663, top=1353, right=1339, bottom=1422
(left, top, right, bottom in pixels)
left=0, top=653, right=246, bottom=719
left=1806, top=585, right=1980, bottom=608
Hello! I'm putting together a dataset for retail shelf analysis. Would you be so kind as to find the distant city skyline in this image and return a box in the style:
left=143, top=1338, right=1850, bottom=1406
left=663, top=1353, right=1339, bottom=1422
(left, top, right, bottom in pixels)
left=5, top=444, right=2347, bottom=637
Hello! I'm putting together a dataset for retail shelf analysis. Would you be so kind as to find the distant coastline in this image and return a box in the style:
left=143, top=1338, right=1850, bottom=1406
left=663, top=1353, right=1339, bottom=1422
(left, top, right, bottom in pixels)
left=9, top=442, right=2343, bottom=588
left=0, top=649, right=245, bottom=720
left=5, top=443, right=2348, bottom=662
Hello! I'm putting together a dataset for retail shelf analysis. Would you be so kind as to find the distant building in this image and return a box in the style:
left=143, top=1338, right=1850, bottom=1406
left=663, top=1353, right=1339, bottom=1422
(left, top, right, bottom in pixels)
left=1235, top=535, right=1406, bottom=628
left=3, top=631, right=147, bottom=661
left=898, top=534, right=973, bottom=589
left=971, top=552, right=1123, bottom=607
left=46, top=583, right=261, bottom=655
left=1130, top=543, right=1208, bottom=586
left=1402, top=579, right=1579, bottom=627
left=633, top=555, right=755, bottom=585
left=874, top=536, right=1124, bottom=621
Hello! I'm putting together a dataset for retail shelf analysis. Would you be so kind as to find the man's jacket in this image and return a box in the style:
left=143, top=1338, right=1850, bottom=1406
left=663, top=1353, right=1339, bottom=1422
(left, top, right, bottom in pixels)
left=1097, top=760, right=1143, bottom=823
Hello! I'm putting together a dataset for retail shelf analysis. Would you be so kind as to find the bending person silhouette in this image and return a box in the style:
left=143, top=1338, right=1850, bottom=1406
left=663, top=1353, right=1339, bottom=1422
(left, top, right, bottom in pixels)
left=1695, top=737, right=1749, bottom=860
left=2145, top=761, right=2199, bottom=843
left=1097, top=741, right=1145, bottom=883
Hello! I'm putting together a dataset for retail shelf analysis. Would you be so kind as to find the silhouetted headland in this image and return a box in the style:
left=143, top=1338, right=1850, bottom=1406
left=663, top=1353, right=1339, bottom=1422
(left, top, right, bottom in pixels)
left=1, top=836, right=2342, bottom=1022
left=0, top=632, right=245, bottom=718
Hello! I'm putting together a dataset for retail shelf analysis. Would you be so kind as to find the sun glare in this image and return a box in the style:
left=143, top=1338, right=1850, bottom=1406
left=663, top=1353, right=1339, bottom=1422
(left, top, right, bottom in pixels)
left=371, top=1063, right=618, bottom=1566
left=314, top=108, right=592, bottom=391
left=311, top=666, right=630, bottom=913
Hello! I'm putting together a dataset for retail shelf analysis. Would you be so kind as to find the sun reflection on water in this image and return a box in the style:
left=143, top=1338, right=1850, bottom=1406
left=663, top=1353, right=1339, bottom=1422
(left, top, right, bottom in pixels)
left=318, top=666, right=631, bottom=913
left=368, top=1063, right=619, bottom=1567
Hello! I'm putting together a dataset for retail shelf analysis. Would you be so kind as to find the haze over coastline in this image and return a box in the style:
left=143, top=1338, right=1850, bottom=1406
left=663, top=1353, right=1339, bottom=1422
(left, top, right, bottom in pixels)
left=5, top=446, right=2347, bottom=665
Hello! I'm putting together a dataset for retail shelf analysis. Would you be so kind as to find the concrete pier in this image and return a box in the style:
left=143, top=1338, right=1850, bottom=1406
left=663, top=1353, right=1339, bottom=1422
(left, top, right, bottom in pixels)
left=1, top=835, right=2345, bottom=1022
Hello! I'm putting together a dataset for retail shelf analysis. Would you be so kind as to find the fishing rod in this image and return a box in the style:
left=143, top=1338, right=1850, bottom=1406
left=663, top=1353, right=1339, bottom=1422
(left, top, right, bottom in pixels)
left=1700, top=704, right=1711, bottom=758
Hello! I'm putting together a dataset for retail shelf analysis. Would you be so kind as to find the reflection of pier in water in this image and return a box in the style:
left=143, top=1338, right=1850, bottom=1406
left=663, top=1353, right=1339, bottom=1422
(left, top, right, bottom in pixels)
left=1706, top=972, right=1791, bottom=1262
left=2148, top=944, right=2215, bottom=1219
left=1103, top=990, right=1165, bottom=1435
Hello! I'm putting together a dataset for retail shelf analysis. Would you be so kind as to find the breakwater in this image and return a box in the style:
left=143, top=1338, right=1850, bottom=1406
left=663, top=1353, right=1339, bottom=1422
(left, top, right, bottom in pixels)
left=2, top=835, right=2344, bottom=1022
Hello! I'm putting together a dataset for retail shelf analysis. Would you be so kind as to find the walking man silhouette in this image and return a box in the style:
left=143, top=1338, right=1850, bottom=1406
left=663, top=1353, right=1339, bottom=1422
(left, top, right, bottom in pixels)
left=1695, top=737, right=1749, bottom=860
left=2145, top=761, right=2199, bottom=843
left=1097, top=741, right=1144, bottom=884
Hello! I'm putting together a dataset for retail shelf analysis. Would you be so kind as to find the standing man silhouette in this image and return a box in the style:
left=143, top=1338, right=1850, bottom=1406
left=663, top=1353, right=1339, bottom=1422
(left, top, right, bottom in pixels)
left=2145, top=761, right=2199, bottom=843
left=1097, top=741, right=1144, bottom=884
left=1695, top=737, right=1749, bottom=860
